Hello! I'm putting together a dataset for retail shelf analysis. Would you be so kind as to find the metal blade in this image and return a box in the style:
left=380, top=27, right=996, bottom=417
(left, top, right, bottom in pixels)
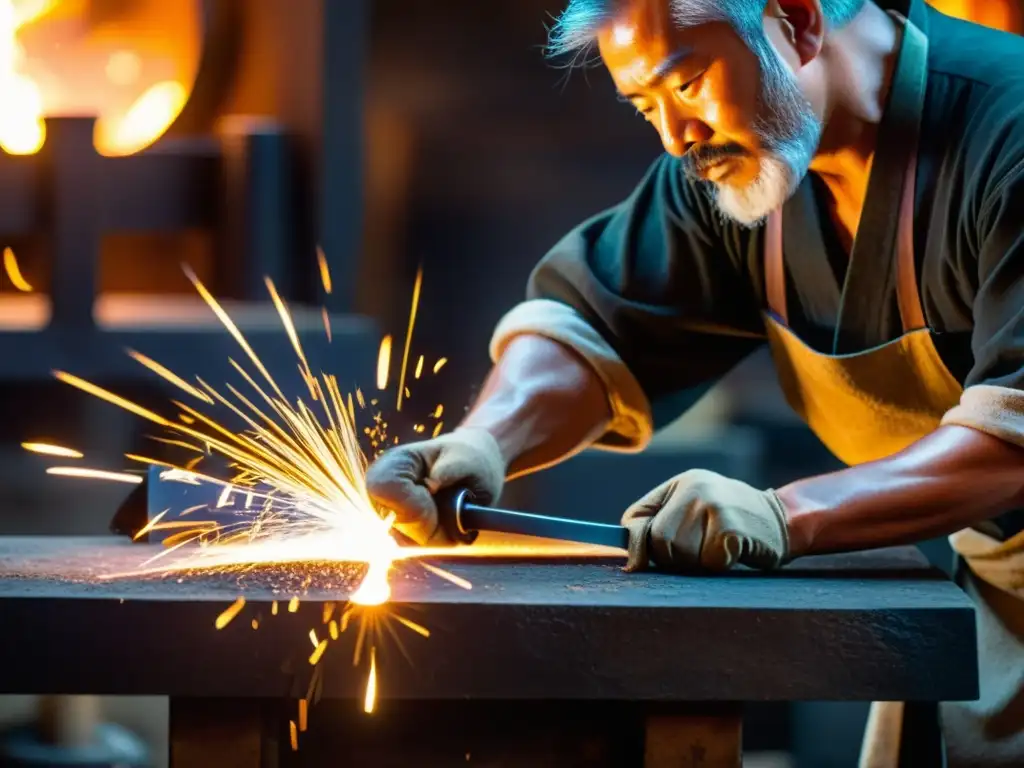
left=459, top=502, right=629, bottom=549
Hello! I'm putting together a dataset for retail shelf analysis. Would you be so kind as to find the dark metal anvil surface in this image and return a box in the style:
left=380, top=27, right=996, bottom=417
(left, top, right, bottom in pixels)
left=0, top=536, right=976, bottom=702
left=0, top=537, right=977, bottom=767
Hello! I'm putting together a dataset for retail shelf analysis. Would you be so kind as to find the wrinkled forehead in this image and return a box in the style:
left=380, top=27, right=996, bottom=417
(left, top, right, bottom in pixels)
left=596, top=0, right=727, bottom=86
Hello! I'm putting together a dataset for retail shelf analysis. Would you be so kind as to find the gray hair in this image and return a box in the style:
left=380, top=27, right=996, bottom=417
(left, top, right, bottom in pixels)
left=546, top=0, right=867, bottom=62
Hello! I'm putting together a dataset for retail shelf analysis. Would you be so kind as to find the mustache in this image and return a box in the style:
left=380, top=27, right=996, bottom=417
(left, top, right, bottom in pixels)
left=680, top=143, right=748, bottom=180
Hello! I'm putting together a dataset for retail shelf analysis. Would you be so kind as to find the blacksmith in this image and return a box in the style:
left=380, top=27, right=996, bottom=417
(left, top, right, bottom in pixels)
left=366, top=1, right=1024, bottom=763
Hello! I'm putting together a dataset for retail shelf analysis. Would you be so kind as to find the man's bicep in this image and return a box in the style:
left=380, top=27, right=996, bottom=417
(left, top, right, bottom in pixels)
left=491, top=154, right=765, bottom=450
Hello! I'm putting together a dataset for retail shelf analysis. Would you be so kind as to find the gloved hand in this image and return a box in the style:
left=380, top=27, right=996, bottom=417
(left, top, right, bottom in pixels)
left=621, top=469, right=790, bottom=572
left=364, top=427, right=506, bottom=545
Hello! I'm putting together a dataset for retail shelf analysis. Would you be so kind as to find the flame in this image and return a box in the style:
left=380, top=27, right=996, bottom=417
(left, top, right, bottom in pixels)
left=0, top=1, right=48, bottom=154
left=96, top=80, right=187, bottom=156
left=0, top=1, right=197, bottom=156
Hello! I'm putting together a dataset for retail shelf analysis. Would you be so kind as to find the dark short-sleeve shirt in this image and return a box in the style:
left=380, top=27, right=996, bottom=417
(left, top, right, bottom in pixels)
left=528, top=2, right=1024, bottom=429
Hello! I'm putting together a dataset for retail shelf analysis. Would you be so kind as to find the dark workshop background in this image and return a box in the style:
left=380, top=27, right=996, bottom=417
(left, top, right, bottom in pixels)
left=0, top=0, right=1020, bottom=766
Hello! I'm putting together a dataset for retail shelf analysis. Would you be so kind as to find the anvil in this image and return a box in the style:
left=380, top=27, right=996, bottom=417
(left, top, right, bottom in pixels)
left=0, top=537, right=977, bottom=767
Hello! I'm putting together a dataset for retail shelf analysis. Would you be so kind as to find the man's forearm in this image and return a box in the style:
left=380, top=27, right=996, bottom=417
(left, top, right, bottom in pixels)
left=459, top=334, right=612, bottom=478
left=778, top=425, right=1024, bottom=557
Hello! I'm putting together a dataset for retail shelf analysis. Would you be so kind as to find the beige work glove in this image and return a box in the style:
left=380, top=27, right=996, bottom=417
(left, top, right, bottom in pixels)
left=621, top=469, right=790, bottom=572
left=365, top=427, right=506, bottom=545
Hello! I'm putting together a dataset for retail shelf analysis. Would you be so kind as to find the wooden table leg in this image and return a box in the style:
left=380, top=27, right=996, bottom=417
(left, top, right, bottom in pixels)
left=644, top=704, right=743, bottom=768
left=169, top=698, right=277, bottom=768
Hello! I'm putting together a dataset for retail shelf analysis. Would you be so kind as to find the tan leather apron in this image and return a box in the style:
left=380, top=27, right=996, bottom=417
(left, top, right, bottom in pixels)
left=762, top=11, right=1024, bottom=765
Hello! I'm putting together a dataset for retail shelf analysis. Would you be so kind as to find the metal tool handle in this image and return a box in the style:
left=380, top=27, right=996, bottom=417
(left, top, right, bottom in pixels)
left=436, top=488, right=629, bottom=549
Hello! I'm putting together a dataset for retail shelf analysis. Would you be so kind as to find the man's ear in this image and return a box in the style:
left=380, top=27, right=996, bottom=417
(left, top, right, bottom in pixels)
left=765, top=0, right=825, bottom=65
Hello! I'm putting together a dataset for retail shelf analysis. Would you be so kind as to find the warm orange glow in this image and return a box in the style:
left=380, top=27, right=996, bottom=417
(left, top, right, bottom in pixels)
left=0, top=1, right=48, bottom=154
left=1, top=0, right=200, bottom=156
left=927, top=0, right=1024, bottom=32
left=105, top=50, right=141, bottom=87
left=96, top=80, right=188, bottom=156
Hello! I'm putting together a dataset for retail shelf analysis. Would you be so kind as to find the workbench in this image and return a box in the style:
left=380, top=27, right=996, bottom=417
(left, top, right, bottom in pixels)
left=0, top=536, right=977, bottom=767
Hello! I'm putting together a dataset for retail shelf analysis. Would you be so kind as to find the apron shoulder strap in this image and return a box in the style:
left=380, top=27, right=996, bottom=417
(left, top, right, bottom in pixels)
left=764, top=211, right=787, bottom=322
left=896, top=150, right=926, bottom=330
left=764, top=14, right=929, bottom=341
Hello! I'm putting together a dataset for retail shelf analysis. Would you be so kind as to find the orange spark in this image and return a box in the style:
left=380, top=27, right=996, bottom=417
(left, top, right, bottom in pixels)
left=419, top=561, right=473, bottom=590
left=395, top=615, right=431, bottom=638
left=288, top=597, right=299, bottom=613
left=265, top=277, right=313, bottom=384
left=54, top=371, right=173, bottom=427
left=21, top=442, right=83, bottom=459
left=364, top=647, right=378, bottom=713
left=309, top=640, right=328, bottom=666
left=414, top=355, right=424, bottom=379
left=376, top=336, right=392, bottom=390
left=322, top=307, right=332, bottom=342
left=215, top=597, right=246, bottom=629
left=46, top=467, right=143, bottom=485
left=396, top=267, right=423, bottom=412
left=316, top=246, right=332, bottom=294
left=3, top=247, right=32, bottom=292
left=181, top=265, right=287, bottom=402
left=126, top=349, right=214, bottom=404
left=433, top=358, right=448, bottom=374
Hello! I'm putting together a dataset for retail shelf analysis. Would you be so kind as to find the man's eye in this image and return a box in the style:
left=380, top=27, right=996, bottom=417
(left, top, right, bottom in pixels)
left=677, top=71, right=705, bottom=96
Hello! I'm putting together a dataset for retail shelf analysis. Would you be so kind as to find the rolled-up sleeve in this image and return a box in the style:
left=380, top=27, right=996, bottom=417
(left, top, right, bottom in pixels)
left=490, top=153, right=766, bottom=452
left=941, top=157, right=1024, bottom=449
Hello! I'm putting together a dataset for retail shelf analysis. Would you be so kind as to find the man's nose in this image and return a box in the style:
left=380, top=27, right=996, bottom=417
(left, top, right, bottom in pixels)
left=658, top=107, right=711, bottom=157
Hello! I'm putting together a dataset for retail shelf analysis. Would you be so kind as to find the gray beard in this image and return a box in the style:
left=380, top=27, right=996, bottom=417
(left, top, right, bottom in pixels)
left=714, top=154, right=799, bottom=227
left=710, top=39, right=822, bottom=228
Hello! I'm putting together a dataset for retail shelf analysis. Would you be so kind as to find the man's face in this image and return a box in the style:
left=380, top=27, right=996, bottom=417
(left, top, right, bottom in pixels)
left=597, top=0, right=822, bottom=225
